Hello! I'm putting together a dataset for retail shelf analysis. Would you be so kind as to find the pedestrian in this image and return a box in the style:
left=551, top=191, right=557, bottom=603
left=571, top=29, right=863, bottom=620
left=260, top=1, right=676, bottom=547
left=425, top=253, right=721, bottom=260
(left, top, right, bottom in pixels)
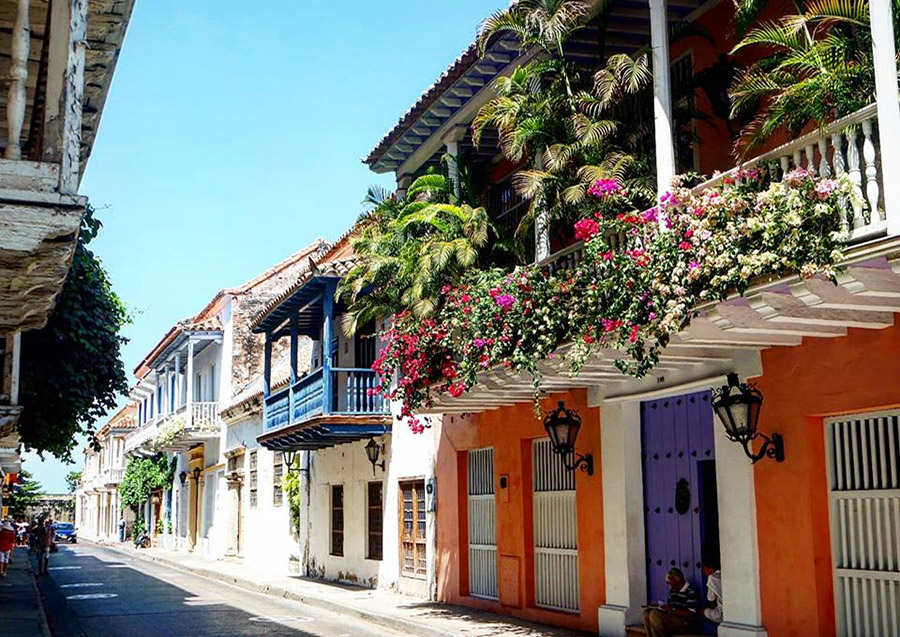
left=0, top=519, right=16, bottom=576
left=34, top=518, right=53, bottom=575
left=642, top=568, right=699, bottom=637
left=702, top=559, right=723, bottom=624
left=119, top=517, right=126, bottom=543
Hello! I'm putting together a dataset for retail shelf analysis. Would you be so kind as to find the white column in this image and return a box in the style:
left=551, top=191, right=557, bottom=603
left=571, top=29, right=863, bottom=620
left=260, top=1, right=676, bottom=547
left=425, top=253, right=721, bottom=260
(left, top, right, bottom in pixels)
left=870, top=0, right=900, bottom=235
left=186, top=339, right=195, bottom=427
left=534, top=153, right=551, bottom=262
left=4, top=0, right=29, bottom=160
left=9, top=332, right=20, bottom=405
left=598, top=401, right=648, bottom=636
left=443, top=125, right=467, bottom=202
left=648, top=0, right=676, bottom=199
left=713, top=415, right=767, bottom=636
left=174, top=352, right=182, bottom=411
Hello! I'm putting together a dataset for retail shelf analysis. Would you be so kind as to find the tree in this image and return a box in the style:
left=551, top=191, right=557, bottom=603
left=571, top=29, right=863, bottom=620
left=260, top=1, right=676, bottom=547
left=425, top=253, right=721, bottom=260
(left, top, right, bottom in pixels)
left=729, top=0, right=876, bottom=151
left=18, top=206, right=130, bottom=460
left=65, top=471, right=82, bottom=493
left=338, top=173, right=490, bottom=332
left=7, top=470, right=43, bottom=516
left=119, top=454, right=175, bottom=514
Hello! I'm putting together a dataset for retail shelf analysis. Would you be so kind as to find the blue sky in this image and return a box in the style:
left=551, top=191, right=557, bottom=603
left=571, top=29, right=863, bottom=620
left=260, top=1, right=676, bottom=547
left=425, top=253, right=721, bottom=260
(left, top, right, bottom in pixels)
left=25, top=0, right=507, bottom=492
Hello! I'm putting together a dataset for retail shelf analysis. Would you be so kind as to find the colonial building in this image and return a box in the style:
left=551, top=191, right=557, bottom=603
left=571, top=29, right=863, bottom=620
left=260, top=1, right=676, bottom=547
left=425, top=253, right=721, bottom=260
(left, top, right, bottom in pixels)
left=122, top=240, right=328, bottom=556
left=75, top=405, right=135, bottom=542
left=251, top=238, right=438, bottom=596
left=363, top=1, right=900, bottom=636
left=0, top=0, right=135, bottom=493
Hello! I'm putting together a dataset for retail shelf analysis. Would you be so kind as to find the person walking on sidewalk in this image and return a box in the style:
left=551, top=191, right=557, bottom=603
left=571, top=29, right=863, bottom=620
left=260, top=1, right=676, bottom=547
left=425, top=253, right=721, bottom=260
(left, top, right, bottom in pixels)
left=0, top=519, right=16, bottom=576
left=34, top=518, right=53, bottom=575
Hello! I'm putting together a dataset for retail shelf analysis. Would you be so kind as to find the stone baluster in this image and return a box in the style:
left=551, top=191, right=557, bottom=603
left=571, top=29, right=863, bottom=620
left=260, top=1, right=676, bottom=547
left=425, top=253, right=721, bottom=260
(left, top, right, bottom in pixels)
left=861, top=119, right=881, bottom=226
left=818, top=139, right=831, bottom=178
left=792, top=149, right=802, bottom=170
left=832, top=132, right=849, bottom=234
left=805, top=143, right=816, bottom=172
left=846, top=128, right=865, bottom=230
left=5, top=0, right=30, bottom=160
left=780, top=156, right=789, bottom=179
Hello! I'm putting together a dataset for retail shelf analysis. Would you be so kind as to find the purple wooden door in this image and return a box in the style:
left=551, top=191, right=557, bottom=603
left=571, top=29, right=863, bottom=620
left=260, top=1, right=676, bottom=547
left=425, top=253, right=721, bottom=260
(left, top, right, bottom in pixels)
left=641, top=390, right=717, bottom=606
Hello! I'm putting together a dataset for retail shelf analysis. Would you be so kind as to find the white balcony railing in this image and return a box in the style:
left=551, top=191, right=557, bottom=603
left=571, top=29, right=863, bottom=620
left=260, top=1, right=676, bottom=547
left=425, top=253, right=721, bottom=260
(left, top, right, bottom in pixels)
left=700, top=103, right=885, bottom=242
left=544, top=103, right=890, bottom=275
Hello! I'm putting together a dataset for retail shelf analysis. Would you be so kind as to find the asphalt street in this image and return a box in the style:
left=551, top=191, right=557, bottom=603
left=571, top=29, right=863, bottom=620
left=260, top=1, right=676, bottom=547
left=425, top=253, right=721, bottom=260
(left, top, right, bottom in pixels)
left=29, top=543, right=399, bottom=637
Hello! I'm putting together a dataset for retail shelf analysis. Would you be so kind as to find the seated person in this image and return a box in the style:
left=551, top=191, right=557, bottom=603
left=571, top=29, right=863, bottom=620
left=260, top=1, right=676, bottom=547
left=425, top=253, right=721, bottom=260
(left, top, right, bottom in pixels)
left=702, top=559, right=723, bottom=624
left=642, top=568, right=699, bottom=637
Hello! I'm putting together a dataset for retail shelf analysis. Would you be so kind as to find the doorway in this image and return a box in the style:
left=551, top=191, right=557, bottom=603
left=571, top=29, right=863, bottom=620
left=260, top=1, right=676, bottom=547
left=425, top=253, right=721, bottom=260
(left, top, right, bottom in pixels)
left=641, top=391, right=719, bottom=604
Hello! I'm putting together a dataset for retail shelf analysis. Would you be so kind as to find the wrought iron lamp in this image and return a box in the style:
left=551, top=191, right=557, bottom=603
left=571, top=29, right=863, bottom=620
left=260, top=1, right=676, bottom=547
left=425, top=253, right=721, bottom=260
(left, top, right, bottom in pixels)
left=179, top=471, right=188, bottom=486
left=543, top=401, right=594, bottom=475
left=283, top=449, right=298, bottom=473
left=192, top=466, right=202, bottom=482
left=712, top=373, right=784, bottom=464
left=364, top=438, right=385, bottom=476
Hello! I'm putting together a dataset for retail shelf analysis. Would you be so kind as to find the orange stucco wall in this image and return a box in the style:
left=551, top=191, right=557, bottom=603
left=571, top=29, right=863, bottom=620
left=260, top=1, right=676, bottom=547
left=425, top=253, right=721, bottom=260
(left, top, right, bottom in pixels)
left=753, top=319, right=900, bottom=637
left=434, top=389, right=604, bottom=632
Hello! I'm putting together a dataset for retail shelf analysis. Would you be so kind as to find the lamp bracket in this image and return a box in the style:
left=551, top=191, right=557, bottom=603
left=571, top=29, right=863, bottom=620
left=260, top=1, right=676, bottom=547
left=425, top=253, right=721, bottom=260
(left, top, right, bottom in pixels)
left=563, top=452, right=594, bottom=476
left=737, top=431, right=785, bottom=464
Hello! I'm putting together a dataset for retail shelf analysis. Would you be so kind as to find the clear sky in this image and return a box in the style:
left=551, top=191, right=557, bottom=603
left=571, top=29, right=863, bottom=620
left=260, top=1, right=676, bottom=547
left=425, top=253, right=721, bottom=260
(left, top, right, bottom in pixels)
left=25, top=0, right=507, bottom=492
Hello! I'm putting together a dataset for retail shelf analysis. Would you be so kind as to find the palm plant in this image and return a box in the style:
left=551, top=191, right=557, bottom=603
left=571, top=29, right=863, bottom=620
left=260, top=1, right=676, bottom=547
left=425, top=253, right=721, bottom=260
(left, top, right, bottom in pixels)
left=729, top=0, right=882, bottom=151
left=338, top=174, right=490, bottom=334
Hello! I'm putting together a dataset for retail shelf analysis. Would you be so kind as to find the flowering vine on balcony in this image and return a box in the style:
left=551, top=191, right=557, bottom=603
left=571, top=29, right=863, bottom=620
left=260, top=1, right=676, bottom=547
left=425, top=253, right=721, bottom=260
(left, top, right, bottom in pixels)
left=372, top=169, right=856, bottom=431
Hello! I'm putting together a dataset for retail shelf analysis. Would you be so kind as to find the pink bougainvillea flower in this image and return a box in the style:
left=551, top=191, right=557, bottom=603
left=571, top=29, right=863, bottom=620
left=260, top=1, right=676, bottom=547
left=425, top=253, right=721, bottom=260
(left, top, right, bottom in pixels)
left=679, top=241, right=692, bottom=251
left=472, top=338, right=487, bottom=348
left=574, top=218, right=600, bottom=241
left=448, top=383, right=466, bottom=398
left=689, top=260, right=700, bottom=270
left=816, top=179, right=838, bottom=200
left=587, top=178, right=622, bottom=199
left=583, top=334, right=595, bottom=344
left=494, top=294, right=516, bottom=310
left=629, top=324, right=640, bottom=343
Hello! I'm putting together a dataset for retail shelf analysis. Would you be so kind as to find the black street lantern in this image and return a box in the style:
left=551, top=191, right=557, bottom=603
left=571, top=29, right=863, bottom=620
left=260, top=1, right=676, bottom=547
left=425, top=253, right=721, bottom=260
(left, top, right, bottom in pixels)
left=283, top=450, right=298, bottom=472
left=179, top=471, right=188, bottom=486
left=192, top=466, right=202, bottom=482
left=365, top=438, right=385, bottom=476
left=712, top=373, right=785, bottom=464
left=543, top=401, right=594, bottom=475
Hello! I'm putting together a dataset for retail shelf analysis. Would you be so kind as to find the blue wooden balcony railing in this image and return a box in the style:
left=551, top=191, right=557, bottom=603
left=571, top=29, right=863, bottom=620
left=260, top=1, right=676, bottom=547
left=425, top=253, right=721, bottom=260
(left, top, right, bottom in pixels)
left=264, top=368, right=388, bottom=432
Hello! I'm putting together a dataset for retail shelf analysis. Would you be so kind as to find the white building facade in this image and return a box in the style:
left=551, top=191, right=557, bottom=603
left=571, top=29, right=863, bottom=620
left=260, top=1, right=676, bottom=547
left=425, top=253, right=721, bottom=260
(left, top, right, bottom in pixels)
left=75, top=406, right=135, bottom=542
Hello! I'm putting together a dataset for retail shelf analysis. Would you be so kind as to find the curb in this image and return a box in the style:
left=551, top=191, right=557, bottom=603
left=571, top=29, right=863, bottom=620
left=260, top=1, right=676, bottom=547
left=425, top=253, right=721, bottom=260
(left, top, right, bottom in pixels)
left=25, top=552, right=53, bottom=637
left=90, top=541, right=457, bottom=637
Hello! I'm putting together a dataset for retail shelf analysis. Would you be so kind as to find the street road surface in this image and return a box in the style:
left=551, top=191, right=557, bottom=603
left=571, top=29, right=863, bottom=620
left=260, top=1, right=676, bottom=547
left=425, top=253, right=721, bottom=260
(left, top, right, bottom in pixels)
left=33, top=543, right=398, bottom=637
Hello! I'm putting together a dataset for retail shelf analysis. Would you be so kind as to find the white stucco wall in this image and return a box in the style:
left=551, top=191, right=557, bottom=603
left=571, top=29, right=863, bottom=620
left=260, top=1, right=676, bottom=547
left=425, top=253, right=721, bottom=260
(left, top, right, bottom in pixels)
left=224, top=415, right=297, bottom=573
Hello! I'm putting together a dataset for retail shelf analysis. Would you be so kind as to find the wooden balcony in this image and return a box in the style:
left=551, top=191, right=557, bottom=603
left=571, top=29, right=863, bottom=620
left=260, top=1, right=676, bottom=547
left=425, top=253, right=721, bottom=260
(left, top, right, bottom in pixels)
left=264, top=368, right=388, bottom=434
left=0, top=0, right=135, bottom=334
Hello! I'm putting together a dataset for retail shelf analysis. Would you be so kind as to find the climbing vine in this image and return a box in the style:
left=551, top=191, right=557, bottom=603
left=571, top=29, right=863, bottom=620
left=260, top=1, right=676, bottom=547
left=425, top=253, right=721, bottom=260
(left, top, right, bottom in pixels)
left=373, top=170, right=855, bottom=428
left=120, top=454, right=176, bottom=511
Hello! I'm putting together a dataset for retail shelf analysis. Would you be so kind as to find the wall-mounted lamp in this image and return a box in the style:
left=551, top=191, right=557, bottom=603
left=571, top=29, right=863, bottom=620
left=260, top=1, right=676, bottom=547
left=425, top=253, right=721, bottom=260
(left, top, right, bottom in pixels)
left=283, top=449, right=298, bottom=472
left=712, top=373, right=784, bottom=464
left=364, top=438, right=385, bottom=476
left=179, top=471, right=188, bottom=486
left=543, top=401, right=594, bottom=475
left=192, top=466, right=202, bottom=482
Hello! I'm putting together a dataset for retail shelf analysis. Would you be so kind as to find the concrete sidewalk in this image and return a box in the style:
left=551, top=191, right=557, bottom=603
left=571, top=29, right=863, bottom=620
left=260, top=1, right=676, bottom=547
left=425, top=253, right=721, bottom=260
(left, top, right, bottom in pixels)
left=1, top=547, right=51, bottom=637
left=92, top=540, right=591, bottom=637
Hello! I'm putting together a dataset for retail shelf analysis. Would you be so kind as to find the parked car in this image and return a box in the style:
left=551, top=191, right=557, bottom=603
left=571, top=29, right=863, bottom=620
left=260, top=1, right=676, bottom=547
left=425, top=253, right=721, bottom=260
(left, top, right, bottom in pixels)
left=54, top=522, right=77, bottom=543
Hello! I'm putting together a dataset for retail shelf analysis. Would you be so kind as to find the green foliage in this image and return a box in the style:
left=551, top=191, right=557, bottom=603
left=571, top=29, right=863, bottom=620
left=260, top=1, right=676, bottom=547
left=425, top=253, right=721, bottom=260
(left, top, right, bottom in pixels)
left=474, top=3, right=663, bottom=243
left=730, top=0, right=889, bottom=151
left=132, top=517, right=147, bottom=538
left=155, top=518, right=164, bottom=534
left=64, top=471, right=82, bottom=494
left=120, top=454, right=175, bottom=511
left=338, top=173, right=491, bottom=333
left=375, top=171, right=854, bottom=420
left=7, top=470, right=43, bottom=516
left=18, top=206, right=130, bottom=461
left=282, top=460, right=302, bottom=534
